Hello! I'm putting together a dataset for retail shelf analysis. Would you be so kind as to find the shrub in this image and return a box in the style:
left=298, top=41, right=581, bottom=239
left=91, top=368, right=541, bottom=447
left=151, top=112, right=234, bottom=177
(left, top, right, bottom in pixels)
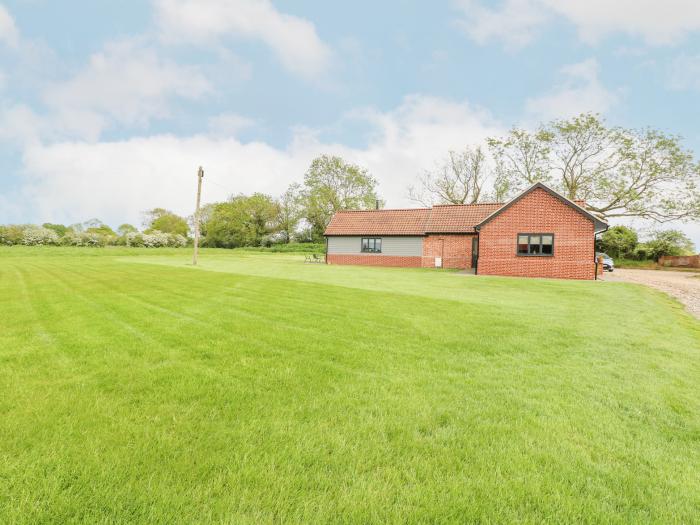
left=0, top=225, right=30, bottom=245
left=61, top=231, right=106, bottom=247
left=645, top=230, right=695, bottom=260
left=142, top=231, right=171, bottom=248
left=170, top=234, right=187, bottom=248
left=22, top=227, right=60, bottom=246
left=134, top=230, right=187, bottom=248
left=126, top=232, right=145, bottom=247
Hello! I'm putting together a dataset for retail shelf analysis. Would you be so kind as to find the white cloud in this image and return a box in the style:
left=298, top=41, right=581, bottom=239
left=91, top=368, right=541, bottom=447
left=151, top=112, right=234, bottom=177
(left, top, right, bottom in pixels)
left=0, top=4, right=19, bottom=47
left=8, top=95, right=502, bottom=226
left=154, top=0, right=331, bottom=78
left=453, top=0, right=548, bottom=49
left=207, top=113, right=257, bottom=137
left=668, top=54, right=700, bottom=91
left=542, top=0, right=700, bottom=46
left=41, top=39, right=211, bottom=140
left=525, top=58, right=619, bottom=120
left=0, top=104, right=48, bottom=145
left=454, top=0, right=700, bottom=48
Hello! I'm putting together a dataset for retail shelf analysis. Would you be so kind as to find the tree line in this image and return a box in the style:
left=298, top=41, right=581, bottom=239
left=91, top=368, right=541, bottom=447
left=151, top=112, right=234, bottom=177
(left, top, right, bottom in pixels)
left=0, top=155, right=380, bottom=249
left=597, top=226, right=695, bottom=261
left=0, top=211, right=189, bottom=247
left=1, top=113, right=698, bottom=253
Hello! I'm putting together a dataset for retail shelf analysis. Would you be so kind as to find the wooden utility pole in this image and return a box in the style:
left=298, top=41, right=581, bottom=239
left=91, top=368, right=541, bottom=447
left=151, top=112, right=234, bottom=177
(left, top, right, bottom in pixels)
left=192, top=166, right=204, bottom=266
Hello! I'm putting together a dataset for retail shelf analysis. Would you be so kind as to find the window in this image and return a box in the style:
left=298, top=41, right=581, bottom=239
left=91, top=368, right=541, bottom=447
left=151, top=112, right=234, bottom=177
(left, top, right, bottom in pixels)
left=517, top=233, right=554, bottom=256
left=361, top=238, right=382, bottom=253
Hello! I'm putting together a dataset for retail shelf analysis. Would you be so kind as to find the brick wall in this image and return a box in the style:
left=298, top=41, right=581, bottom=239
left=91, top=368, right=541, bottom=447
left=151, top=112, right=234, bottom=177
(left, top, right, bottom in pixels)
left=326, top=254, right=422, bottom=267
left=477, top=187, right=595, bottom=280
left=422, top=234, right=474, bottom=269
left=659, top=255, right=700, bottom=268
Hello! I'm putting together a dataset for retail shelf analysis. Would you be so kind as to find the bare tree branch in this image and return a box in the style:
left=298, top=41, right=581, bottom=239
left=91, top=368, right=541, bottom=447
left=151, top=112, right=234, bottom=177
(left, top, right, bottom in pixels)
left=408, top=147, right=489, bottom=206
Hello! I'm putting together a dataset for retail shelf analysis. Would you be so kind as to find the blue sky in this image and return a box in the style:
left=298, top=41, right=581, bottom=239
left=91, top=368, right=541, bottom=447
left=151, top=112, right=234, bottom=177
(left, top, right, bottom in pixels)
left=0, top=0, right=699, bottom=245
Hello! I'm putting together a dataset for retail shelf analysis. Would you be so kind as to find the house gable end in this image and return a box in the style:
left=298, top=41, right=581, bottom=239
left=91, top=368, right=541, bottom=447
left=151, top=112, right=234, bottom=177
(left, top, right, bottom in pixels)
left=475, top=182, right=608, bottom=233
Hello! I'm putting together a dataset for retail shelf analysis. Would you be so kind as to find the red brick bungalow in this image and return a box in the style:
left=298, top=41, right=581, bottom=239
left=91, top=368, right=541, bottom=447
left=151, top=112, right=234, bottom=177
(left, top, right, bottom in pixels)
left=324, top=182, right=608, bottom=280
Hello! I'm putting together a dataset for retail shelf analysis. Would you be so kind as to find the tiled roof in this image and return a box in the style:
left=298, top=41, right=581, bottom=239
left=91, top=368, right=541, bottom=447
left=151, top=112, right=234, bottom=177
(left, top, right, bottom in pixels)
left=425, top=203, right=503, bottom=233
left=324, top=208, right=431, bottom=235
left=324, top=202, right=504, bottom=236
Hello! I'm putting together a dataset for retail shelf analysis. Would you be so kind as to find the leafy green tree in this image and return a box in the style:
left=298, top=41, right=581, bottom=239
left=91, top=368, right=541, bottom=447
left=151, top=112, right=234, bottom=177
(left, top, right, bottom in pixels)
left=302, top=155, right=381, bottom=240
left=488, top=113, right=700, bottom=222
left=645, top=230, right=695, bottom=260
left=278, top=183, right=303, bottom=243
left=143, top=208, right=189, bottom=237
left=117, top=224, right=138, bottom=236
left=204, top=193, right=280, bottom=248
left=86, top=224, right=116, bottom=237
left=598, top=226, right=638, bottom=258
left=42, top=223, right=71, bottom=237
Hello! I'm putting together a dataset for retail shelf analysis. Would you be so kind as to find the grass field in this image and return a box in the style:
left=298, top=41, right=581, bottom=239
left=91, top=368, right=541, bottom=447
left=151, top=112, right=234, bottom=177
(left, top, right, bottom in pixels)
left=1, top=247, right=700, bottom=523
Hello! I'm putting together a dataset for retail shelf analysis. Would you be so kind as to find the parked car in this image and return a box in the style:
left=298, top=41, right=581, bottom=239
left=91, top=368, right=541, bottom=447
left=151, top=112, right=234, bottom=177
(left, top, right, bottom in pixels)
left=596, top=252, right=614, bottom=272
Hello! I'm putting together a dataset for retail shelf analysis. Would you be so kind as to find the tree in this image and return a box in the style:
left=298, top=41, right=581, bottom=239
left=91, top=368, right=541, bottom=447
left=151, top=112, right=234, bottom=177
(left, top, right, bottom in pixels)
left=204, top=193, right=280, bottom=248
left=408, top=147, right=489, bottom=206
left=645, top=230, right=695, bottom=260
left=117, top=224, right=138, bottom=236
left=598, top=225, right=638, bottom=258
left=488, top=128, right=554, bottom=200
left=489, top=113, right=700, bottom=223
left=86, top=224, right=116, bottom=237
left=143, top=208, right=189, bottom=237
left=277, top=183, right=303, bottom=243
left=302, top=155, right=381, bottom=240
left=193, top=203, right=216, bottom=241
left=42, top=223, right=71, bottom=237
left=82, top=218, right=104, bottom=230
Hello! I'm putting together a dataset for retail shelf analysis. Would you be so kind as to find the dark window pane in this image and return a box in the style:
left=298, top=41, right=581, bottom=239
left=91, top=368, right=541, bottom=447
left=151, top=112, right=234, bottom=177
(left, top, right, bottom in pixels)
left=375, top=239, right=382, bottom=253
left=530, top=243, right=541, bottom=254
left=518, top=243, right=529, bottom=254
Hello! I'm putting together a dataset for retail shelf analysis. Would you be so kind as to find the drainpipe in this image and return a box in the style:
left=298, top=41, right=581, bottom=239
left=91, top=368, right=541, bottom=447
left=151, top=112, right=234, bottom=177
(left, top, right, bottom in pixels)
left=325, top=236, right=328, bottom=264
left=474, top=226, right=480, bottom=275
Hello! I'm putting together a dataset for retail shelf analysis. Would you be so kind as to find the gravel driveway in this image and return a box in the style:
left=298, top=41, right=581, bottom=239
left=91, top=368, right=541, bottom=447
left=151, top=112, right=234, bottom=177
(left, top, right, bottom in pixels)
left=605, top=269, right=700, bottom=319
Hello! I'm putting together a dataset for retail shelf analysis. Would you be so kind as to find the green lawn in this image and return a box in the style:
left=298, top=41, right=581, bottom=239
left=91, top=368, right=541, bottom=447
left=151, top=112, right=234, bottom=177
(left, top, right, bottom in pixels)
left=1, top=247, right=699, bottom=523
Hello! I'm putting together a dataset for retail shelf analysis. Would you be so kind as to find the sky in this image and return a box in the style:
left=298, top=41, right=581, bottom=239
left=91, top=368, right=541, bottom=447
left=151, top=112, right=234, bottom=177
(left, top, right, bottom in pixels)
left=0, top=0, right=699, bottom=246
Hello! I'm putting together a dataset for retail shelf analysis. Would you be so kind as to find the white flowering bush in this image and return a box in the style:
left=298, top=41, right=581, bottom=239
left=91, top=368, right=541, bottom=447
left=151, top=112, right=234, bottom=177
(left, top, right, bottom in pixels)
left=134, top=231, right=188, bottom=248
left=22, top=227, right=59, bottom=246
left=61, top=232, right=106, bottom=247
left=142, top=230, right=171, bottom=247
left=125, top=232, right=145, bottom=247
left=170, top=234, right=187, bottom=247
left=3, top=225, right=187, bottom=248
